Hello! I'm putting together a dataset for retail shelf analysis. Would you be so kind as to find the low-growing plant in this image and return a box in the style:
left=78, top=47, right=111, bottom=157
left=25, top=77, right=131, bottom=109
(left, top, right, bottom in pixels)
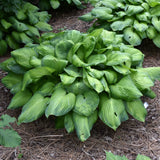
left=38, top=0, right=88, bottom=10
left=0, top=114, right=21, bottom=147
left=0, top=29, right=160, bottom=141
left=80, top=0, right=160, bottom=48
left=0, top=0, right=52, bottom=56
left=106, top=151, right=151, bottom=160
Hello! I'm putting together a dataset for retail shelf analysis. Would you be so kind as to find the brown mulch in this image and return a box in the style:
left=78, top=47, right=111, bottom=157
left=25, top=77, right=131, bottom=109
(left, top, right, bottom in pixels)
left=0, top=4, right=160, bottom=160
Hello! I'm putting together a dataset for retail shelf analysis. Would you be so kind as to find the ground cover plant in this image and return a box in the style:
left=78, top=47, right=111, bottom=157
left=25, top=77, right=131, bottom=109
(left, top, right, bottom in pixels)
left=105, top=151, right=151, bottom=160
left=0, top=0, right=52, bottom=56
left=0, top=28, right=160, bottom=142
left=80, top=0, right=160, bottom=48
left=0, top=114, right=21, bottom=147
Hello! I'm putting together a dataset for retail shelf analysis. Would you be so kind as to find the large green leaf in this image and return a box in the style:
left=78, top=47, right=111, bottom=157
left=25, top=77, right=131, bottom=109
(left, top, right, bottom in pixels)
left=106, top=51, right=131, bottom=66
left=10, top=18, right=28, bottom=32
left=0, top=58, right=14, bottom=72
left=45, top=88, right=76, bottom=117
left=1, top=19, right=12, bottom=29
left=136, top=12, right=151, bottom=22
left=87, top=67, right=104, bottom=79
left=18, top=93, right=49, bottom=123
left=8, top=90, right=32, bottom=109
left=6, top=35, right=20, bottom=50
left=74, top=90, right=99, bottom=116
left=111, top=18, right=133, bottom=31
left=150, top=5, right=160, bottom=16
left=30, top=56, right=41, bottom=68
left=72, top=0, right=81, bottom=6
left=22, top=67, right=55, bottom=90
left=35, top=11, right=51, bottom=22
left=99, top=95, right=128, bottom=130
left=1, top=73, right=23, bottom=90
left=19, top=32, right=33, bottom=44
left=125, top=5, right=144, bottom=16
left=86, top=73, right=104, bottom=93
left=64, top=65, right=82, bottom=77
left=38, top=81, right=55, bottom=96
left=146, top=0, right=160, bottom=7
left=77, top=36, right=96, bottom=59
left=79, top=12, right=95, bottom=22
left=72, top=54, right=87, bottom=67
left=87, top=54, right=107, bottom=65
left=130, top=70, right=154, bottom=92
left=65, top=81, right=89, bottom=95
left=73, top=112, right=90, bottom=142
left=133, top=20, right=148, bottom=32
left=60, top=74, right=76, bottom=85
left=36, top=44, right=55, bottom=57
left=104, top=70, right=118, bottom=84
left=137, top=67, right=160, bottom=81
left=2, top=58, right=27, bottom=74
left=91, top=7, right=113, bottom=20
left=28, top=11, right=39, bottom=25
left=35, top=21, right=52, bottom=32
left=153, top=34, right=160, bottom=48
left=64, top=113, right=75, bottom=133
left=124, top=27, right=142, bottom=46
left=113, top=65, right=131, bottom=75
left=26, top=25, right=40, bottom=37
left=55, top=40, right=74, bottom=59
left=110, top=76, right=142, bottom=101
left=152, top=16, right=160, bottom=32
left=11, top=47, right=37, bottom=68
left=121, top=47, right=144, bottom=66
left=96, top=0, right=119, bottom=9
left=65, top=30, right=83, bottom=44
left=50, top=0, right=60, bottom=9
left=67, top=42, right=82, bottom=62
left=100, top=30, right=116, bottom=45
left=125, top=99, right=147, bottom=122
left=42, top=55, right=68, bottom=72
left=23, top=2, right=39, bottom=12
left=100, top=77, right=110, bottom=93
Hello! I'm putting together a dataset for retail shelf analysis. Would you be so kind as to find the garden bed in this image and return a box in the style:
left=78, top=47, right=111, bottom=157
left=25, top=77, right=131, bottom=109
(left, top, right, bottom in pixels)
left=0, top=4, right=160, bottom=160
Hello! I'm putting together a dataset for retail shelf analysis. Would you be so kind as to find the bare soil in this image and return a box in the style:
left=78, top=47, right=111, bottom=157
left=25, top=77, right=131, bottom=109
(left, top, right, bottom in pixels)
left=0, top=4, right=160, bottom=160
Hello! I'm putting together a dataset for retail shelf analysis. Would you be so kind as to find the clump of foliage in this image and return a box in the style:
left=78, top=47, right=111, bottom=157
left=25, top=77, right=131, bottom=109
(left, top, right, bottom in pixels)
left=106, top=151, right=151, bottom=160
left=0, top=114, right=21, bottom=147
left=38, top=0, right=88, bottom=10
left=0, top=0, right=52, bottom=56
left=1, top=29, right=160, bottom=141
left=80, top=0, right=160, bottom=47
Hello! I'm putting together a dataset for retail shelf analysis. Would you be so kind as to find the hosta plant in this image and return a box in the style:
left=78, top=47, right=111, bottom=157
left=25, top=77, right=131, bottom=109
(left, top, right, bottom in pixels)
left=1, top=29, right=160, bottom=141
left=80, top=0, right=160, bottom=47
left=0, top=114, right=21, bottom=147
left=106, top=151, right=151, bottom=160
left=0, top=0, right=52, bottom=56
left=38, top=0, right=88, bottom=10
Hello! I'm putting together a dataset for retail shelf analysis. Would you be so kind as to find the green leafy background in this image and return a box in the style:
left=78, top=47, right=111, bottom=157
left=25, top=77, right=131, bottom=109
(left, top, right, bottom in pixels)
left=80, top=0, right=160, bottom=47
